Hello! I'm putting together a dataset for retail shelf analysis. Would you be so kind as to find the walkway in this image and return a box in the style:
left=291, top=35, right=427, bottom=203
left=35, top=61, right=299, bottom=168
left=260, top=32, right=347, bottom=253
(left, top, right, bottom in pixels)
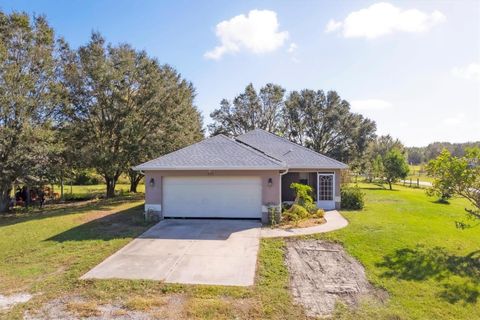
left=261, top=210, right=348, bottom=238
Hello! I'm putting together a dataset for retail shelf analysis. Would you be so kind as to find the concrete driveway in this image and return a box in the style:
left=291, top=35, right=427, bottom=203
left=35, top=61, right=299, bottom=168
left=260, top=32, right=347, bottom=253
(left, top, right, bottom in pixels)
left=81, top=219, right=261, bottom=286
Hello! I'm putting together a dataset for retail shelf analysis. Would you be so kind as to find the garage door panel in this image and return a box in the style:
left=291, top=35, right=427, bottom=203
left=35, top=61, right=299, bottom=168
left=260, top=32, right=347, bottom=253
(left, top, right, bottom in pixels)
left=163, top=176, right=262, bottom=218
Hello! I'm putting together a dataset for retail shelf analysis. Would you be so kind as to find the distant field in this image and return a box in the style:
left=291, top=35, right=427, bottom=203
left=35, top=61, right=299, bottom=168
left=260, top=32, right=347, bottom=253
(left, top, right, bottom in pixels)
left=407, top=164, right=434, bottom=183
left=51, top=184, right=145, bottom=198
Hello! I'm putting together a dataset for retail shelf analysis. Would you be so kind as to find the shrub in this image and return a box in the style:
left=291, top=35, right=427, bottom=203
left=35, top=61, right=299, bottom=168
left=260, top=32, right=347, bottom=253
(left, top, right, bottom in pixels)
left=268, top=205, right=281, bottom=227
left=312, top=208, right=325, bottom=218
left=290, top=183, right=313, bottom=206
left=304, top=201, right=318, bottom=214
left=282, top=204, right=309, bottom=223
left=341, top=186, right=365, bottom=210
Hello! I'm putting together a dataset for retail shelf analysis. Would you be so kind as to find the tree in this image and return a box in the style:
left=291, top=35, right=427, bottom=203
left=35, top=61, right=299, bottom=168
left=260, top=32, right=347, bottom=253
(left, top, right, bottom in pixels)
left=61, top=33, right=203, bottom=197
left=126, top=66, right=204, bottom=193
left=425, top=149, right=454, bottom=202
left=209, top=85, right=377, bottom=165
left=0, top=12, right=61, bottom=212
left=283, top=90, right=377, bottom=164
left=208, top=83, right=285, bottom=136
left=360, top=135, right=405, bottom=181
left=382, top=149, right=409, bottom=190
left=427, top=148, right=480, bottom=220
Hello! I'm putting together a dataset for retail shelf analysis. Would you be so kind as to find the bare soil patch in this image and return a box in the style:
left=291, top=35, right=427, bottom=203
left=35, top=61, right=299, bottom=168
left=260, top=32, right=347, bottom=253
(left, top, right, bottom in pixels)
left=0, top=293, right=32, bottom=311
left=285, top=240, right=387, bottom=317
left=24, top=294, right=186, bottom=320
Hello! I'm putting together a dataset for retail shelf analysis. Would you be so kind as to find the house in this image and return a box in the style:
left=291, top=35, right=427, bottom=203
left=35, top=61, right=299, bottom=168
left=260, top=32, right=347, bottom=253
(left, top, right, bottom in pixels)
left=134, top=129, right=347, bottom=222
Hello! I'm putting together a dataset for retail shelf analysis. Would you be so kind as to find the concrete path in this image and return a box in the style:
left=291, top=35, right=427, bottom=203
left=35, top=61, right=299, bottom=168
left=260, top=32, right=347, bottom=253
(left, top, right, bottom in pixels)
left=261, top=210, right=348, bottom=238
left=81, top=219, right=261, bottom=286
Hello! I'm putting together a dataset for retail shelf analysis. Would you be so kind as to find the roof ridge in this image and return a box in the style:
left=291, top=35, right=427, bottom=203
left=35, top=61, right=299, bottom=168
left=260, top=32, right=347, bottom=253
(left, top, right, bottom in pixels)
left=218, top=134, right=286, bottom=167
left=248, top=129, right=347, bottom=167
left=234, top=138, right=285, bottom=164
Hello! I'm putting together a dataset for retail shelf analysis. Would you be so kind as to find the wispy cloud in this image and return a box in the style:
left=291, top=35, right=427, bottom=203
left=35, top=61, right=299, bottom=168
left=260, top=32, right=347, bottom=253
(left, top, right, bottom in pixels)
left=325, top=2, right=445, bottom=39
left=204, top=9, right=289, bottom=60
left=452, top=62, right=480, bottom=80
left=350, top=99, right=393, bottom=111
left=287, top=42, right=297, bottom=53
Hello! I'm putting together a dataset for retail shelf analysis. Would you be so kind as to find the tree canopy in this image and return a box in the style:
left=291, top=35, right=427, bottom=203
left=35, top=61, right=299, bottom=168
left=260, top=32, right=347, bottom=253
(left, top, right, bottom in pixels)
left=427, top=148, right=480, bottom=221
left=209, top=83, right=377, bottom=164
left=60, top=33, right=203, bottom=197
left=0, top=12, right=61, bottom=212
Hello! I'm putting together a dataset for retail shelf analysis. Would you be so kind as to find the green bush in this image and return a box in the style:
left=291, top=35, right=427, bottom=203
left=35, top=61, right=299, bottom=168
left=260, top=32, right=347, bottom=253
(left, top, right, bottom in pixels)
left=290, top=183, right=313, bottom=206
left=341, top=186, right=365, bottom=210
left=282, top=204, right=309, bottom=223
left=312, top=208, right=325, bottom=218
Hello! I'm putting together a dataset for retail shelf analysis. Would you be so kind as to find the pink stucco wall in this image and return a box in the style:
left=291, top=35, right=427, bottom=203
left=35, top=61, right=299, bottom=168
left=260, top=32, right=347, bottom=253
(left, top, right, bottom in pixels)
left=144, top=168, right=343, bottom=211
left=144, top=170, right=281, bottom=208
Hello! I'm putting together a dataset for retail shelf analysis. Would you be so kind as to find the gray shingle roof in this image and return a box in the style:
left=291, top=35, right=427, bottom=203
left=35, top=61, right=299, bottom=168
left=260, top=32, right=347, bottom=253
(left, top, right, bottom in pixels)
left=134, top=134, right=286, bottom=170
left=235, top=129, right=347, bottom=169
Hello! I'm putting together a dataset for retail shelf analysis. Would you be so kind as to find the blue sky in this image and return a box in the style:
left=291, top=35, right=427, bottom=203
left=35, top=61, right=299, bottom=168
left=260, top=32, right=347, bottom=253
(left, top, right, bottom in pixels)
left=1, top=0, right=479, bottom=146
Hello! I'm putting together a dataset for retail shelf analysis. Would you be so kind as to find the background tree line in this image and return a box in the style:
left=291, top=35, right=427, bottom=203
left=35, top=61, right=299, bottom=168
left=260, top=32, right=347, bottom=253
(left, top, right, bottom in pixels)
left=407, top=142, right=480, bottom=165
left=0, top=12, right=203, bottom=212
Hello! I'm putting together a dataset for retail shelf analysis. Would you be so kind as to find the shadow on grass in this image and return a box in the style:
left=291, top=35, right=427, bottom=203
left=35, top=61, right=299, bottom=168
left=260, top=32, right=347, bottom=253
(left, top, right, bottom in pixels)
left=46, top=203, right=153, bottom=242
left=376, top=246, right=480, bottom=304
left=0, top=194, right=144, bottom=228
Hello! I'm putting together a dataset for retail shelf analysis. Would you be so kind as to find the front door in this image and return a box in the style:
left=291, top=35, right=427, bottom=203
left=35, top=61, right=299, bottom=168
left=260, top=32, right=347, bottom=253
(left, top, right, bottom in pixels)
left=317, top=173, right=335, bottom=210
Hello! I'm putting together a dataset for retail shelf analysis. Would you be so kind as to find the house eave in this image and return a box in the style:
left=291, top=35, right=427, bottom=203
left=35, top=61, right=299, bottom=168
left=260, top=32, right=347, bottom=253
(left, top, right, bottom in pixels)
left=133, top=166, right=286, bottom=171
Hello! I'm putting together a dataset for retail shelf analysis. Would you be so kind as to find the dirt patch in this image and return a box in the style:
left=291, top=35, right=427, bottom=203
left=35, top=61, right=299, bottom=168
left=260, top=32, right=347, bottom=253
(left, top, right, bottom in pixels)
left=285, top=240, right=387, bottom=317
left=0, top=293, right=32, bottom=310
left=24, top=294, right=187, bottom=319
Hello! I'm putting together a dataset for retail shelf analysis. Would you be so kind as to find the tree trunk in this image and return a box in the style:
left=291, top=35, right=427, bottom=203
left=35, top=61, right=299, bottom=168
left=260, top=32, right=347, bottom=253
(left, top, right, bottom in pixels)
left=388, top=180, right=392, bottom=190
left=60, top=176, right=64, bottom=201
left=128, top=170, right=143, bottom=193
left=0, top=186, right=11, bottom=213
left=105, top=176, right=116, bottom=198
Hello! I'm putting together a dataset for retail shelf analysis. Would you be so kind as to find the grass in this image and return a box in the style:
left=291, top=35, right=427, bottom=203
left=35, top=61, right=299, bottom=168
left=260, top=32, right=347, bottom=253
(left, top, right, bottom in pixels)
left=51, top=183, right=145, bottom=199
left=0, top=193, right=302, bottom=320
left=1, top=184, right=478, bottom=319
left=407, top=164, right=434, bottom=183
left=311, top=183, right=480, bottom=319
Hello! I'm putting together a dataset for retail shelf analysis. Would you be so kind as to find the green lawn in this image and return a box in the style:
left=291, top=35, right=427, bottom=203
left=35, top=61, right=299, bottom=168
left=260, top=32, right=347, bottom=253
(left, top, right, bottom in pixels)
left=51, top=183, right=145, bottom=199
left=1, top=184, right=478, bottom=319
left=0, top=194, right=302, bottom=319
left=309, top=183, right=480, bottom=319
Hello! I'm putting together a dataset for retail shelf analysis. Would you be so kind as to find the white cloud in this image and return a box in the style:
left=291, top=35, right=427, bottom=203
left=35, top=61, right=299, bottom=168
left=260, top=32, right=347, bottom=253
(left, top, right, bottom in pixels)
left=325, top=2, right=446, bottom=39
left=204, top=9, right=289, bottom=60
left=452, top=62, right=480, bottom=80
left=350, top=99, right=393, bottom=111
left=443, top=113, right=465, bottom=126
left=287, top=42, right=297, bottom=53
left=325, top=19, right=342, bottom=33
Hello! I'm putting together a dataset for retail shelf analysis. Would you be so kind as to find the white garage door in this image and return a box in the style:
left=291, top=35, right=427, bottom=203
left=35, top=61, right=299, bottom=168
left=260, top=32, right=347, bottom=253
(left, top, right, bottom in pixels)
left=163, top=176, right=262, bottom=218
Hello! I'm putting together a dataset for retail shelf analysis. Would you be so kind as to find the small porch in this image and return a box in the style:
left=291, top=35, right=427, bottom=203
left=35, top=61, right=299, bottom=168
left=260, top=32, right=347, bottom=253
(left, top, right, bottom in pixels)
left=281, top=171, right=339, bottom=210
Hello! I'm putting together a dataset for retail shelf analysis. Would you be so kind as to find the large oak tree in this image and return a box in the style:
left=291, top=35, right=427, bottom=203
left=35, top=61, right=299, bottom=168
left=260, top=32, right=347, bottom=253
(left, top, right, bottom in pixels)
left=61, top=33, right=203, bottom=197
left=0, top=12, right=61, bottom=212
